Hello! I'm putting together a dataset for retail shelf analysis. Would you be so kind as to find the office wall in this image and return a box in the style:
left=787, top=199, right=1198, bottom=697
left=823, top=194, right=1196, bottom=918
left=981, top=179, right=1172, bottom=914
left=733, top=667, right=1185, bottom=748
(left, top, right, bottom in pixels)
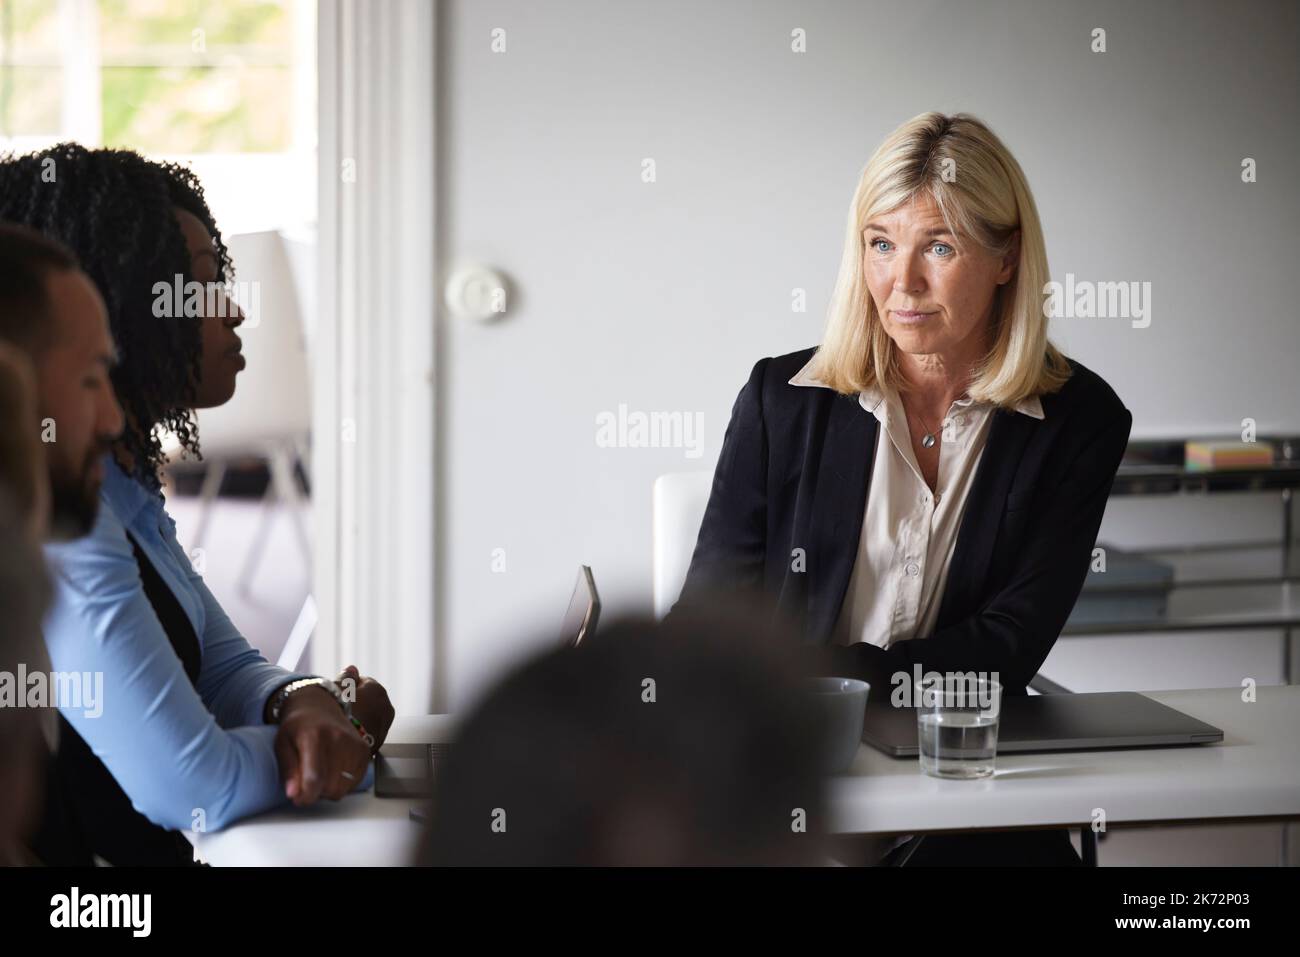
left=436, top=0, right=1300, bottom=712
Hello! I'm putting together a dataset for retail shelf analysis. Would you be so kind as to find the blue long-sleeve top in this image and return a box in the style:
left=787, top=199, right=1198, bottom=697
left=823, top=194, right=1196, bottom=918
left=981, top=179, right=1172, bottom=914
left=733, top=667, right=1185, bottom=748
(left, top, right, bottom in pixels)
left=41, top=456, right=357, bottom=833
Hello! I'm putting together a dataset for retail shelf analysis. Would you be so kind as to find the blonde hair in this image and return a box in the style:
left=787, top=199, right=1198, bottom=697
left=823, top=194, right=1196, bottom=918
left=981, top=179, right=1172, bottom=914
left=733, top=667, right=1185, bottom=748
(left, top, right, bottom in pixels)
left=809, top=112, right=1070, bottom=405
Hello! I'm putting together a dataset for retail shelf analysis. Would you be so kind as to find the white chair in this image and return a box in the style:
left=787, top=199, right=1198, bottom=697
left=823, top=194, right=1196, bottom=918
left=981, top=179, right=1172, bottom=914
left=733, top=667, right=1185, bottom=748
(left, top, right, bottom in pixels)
left=177, top=230, right=314, bottom=594
left=651, top=471, right=714, bottom=619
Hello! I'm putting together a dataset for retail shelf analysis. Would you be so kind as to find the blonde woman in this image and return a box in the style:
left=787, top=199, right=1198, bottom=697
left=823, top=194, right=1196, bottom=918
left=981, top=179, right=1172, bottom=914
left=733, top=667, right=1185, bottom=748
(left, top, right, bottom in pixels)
left=678, top=113, right=1132, bottom=865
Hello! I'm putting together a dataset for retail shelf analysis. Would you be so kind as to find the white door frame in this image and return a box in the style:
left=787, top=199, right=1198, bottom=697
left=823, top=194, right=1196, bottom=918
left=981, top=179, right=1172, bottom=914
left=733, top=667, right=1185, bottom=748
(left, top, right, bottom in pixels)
left=315, top=0, right=438, bottom=713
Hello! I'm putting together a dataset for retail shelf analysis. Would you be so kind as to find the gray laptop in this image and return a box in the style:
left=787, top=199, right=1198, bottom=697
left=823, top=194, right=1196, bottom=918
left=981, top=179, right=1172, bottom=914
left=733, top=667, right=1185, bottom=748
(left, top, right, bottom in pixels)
left=861, top=691, right=1223, bottom=757
left=374, top=565, right=601, bottom=798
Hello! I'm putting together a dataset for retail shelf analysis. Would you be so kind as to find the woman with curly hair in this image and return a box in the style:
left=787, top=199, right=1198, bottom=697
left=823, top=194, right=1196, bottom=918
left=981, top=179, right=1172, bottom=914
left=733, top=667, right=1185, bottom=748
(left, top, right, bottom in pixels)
left=0, top=144, right=394, bottom=864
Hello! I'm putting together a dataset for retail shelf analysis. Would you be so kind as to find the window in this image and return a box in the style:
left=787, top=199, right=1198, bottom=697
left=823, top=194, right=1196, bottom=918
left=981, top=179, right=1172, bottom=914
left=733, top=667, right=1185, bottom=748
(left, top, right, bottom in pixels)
left=0, top=0, right=316, bottom=232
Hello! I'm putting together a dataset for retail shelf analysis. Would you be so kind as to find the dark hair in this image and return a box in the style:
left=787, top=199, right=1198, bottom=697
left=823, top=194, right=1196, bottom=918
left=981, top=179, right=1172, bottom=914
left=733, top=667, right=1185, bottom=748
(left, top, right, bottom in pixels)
left=0, top=143, right=232, bottom=489
left=0, top=222, right=78, bottom=356
left=421, top=608, right=829, bottom=866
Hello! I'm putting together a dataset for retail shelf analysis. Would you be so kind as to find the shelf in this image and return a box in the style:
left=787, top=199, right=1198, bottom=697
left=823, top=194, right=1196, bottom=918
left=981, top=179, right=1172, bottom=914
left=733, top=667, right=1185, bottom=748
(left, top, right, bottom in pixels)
left=1064, top=582, right=1300, bottom=636
left=1070, top=438, right=1299, bottom=682
left=1113, top=435, right=1300, bottom=495
left=1079, top=542, right=1300, bottom=592
left=1112, top=463, right=1300, bottom=495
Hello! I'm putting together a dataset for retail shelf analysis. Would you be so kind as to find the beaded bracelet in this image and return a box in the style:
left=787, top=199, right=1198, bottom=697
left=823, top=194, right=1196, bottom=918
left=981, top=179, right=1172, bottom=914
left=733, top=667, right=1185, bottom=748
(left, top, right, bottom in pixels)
left=351, top=716, right=377, bottom=750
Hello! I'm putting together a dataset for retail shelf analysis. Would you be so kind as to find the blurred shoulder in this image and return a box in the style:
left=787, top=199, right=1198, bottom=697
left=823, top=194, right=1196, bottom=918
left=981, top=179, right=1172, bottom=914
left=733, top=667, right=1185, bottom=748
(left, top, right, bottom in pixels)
left=43, top=491, right=138, bottom=599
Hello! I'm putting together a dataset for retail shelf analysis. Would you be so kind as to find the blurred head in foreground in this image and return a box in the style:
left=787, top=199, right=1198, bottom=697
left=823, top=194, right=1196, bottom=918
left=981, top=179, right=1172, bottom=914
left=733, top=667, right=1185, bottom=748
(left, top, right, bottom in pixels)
left=421, top=608, right=829, bottom=866
left=0, top=346, right=54, bottom=864
left=0, top=497, right=52, bottom=865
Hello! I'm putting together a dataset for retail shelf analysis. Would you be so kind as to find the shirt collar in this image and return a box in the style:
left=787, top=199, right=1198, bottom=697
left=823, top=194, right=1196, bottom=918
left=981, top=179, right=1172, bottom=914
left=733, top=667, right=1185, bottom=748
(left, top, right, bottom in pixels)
left=787, top=356, right=1045, bottom=420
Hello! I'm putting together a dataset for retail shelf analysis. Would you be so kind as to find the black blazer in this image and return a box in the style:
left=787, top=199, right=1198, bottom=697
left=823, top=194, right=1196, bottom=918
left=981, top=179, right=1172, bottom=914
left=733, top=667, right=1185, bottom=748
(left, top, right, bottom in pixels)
left=676, top=346, right=1132, bottom=696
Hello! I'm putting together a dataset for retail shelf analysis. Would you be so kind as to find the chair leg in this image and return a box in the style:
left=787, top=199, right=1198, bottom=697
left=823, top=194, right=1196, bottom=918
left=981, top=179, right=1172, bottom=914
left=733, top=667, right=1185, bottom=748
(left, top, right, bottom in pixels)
left=237, top=481, right=280, bottom=597
left=1080, top=826, right=1098, bottom=867
left=893, top=835, right=925, bottom=866
left=191, top=460, right=227, bottom=550
left=237, top=445, right=310, bottom=597
left=269, top=445, right=311, bottom=565
left=292, top=433, right=312, bottom=496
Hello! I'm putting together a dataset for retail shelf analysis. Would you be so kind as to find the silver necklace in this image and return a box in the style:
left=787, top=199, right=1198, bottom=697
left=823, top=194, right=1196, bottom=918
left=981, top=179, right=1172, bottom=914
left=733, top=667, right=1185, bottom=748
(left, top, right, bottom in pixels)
left=903, top=399, right=942, bottom=449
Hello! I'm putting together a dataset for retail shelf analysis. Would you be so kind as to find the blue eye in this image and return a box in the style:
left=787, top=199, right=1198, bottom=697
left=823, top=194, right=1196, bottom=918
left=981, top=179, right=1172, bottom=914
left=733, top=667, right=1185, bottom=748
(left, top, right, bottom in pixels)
left=932, top=243, right=953, bottom=257
left=870, top=238, right=891, bottom=253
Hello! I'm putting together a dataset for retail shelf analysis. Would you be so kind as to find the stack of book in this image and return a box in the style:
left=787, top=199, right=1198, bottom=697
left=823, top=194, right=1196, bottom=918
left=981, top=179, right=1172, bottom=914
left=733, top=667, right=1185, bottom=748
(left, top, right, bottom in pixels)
left=1184, top=440, right=1275, bottom=471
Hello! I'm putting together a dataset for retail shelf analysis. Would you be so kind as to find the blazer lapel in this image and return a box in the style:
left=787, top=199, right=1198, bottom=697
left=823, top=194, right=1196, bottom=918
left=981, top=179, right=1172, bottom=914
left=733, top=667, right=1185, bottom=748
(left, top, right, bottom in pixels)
left=936, top=408, right=1037, bottom=630
left=803, top=395, right=877, bottom=644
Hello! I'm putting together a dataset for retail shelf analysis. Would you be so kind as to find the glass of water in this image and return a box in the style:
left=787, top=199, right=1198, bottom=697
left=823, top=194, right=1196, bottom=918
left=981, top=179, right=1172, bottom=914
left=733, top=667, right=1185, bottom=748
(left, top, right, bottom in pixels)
left=917, top=677, right=1002, bottom=779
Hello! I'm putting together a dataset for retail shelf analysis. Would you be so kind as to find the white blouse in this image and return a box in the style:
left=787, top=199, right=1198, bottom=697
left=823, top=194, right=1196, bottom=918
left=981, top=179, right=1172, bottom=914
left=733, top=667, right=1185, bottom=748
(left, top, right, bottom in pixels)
left=787, top=358, right=1045, bottom=650
left=789, top=356, right=1045, bottom=864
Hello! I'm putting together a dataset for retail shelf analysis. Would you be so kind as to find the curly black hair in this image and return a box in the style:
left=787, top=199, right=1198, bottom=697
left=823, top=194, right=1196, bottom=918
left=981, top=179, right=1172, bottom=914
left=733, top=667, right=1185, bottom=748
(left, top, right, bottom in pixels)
left=0, top=143, right=232, bottom=490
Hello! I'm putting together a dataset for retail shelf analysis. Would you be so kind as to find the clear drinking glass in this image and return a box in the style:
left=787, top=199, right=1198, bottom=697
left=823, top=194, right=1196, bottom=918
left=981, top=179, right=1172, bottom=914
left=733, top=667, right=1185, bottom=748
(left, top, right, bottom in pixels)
left=917, top=677, right=1002, bottom=779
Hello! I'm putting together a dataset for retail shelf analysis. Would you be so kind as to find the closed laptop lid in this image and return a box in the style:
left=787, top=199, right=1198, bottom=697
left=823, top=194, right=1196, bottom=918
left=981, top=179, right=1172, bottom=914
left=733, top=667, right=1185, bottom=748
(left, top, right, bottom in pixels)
left=861, top=691, right=1224, bottom=757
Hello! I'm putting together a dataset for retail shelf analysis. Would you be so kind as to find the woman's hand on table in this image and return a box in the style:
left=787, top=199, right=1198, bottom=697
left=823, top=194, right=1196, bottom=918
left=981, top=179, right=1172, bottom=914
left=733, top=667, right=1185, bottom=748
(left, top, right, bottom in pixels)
left=274, top=686, right=373, bottom=805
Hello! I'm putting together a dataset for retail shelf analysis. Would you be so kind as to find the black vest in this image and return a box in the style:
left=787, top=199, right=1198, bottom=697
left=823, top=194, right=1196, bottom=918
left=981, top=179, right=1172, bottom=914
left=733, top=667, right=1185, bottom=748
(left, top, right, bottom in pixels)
left=33, top=533, right=204, bottom=866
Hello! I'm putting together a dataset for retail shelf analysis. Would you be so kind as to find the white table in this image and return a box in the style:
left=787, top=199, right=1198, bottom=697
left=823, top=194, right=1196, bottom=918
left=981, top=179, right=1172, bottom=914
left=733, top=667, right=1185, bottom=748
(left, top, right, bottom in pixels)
left=188, top=688, right=1300, bottom=866
left=187, top=715, right=454, bottom=867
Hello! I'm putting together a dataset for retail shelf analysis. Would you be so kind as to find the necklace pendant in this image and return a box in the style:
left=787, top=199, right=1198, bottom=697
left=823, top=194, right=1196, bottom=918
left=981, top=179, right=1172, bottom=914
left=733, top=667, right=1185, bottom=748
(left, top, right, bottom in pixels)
left=921, top=433, right=936, bottom=449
